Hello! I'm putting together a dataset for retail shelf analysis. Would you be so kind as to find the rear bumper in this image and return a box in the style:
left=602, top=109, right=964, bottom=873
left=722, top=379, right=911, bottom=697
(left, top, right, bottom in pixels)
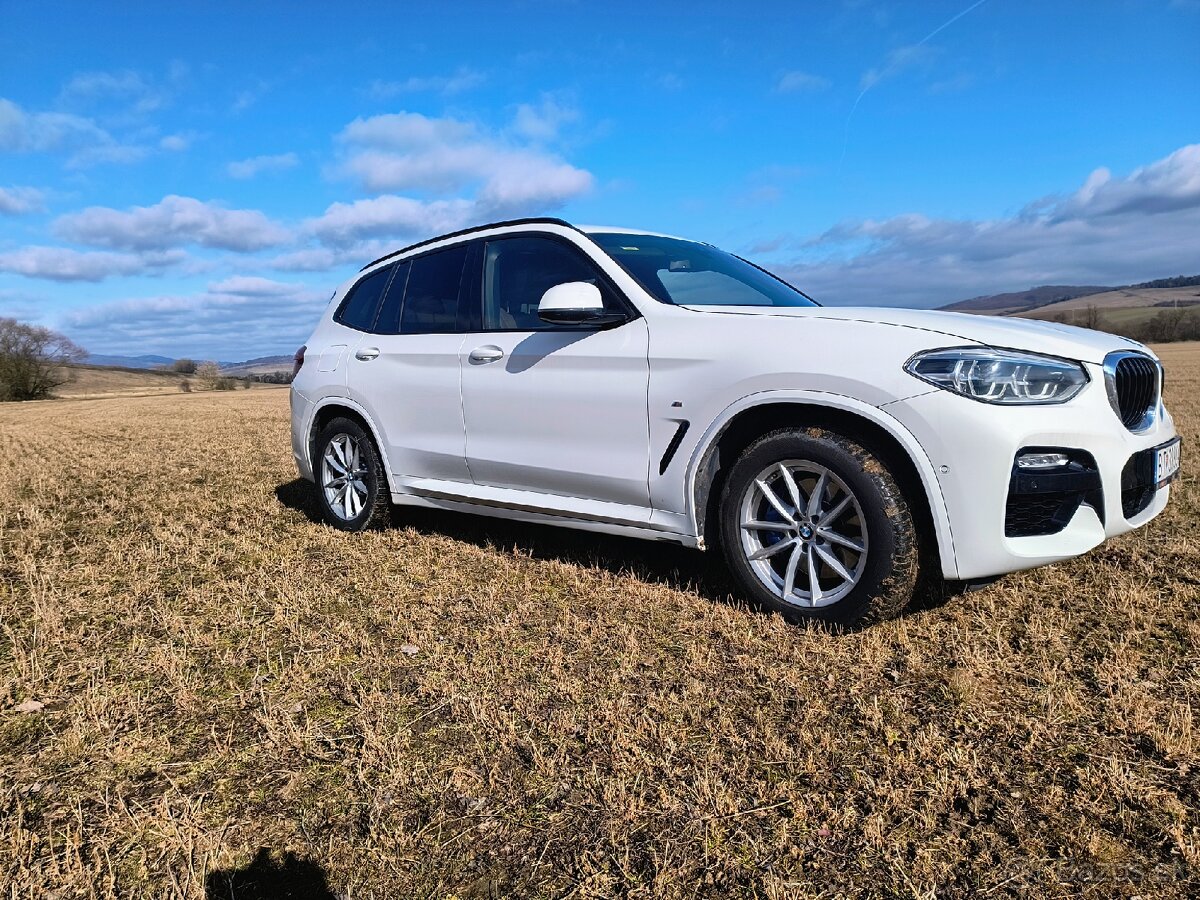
left=289, top=387, right=316, bottom=482
left=886, top=369, right=1177, bottom=581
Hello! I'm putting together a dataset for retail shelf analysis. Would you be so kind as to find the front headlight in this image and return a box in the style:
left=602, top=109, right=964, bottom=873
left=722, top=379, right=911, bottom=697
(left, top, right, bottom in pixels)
left=904, top=347, right=1089, bottom=405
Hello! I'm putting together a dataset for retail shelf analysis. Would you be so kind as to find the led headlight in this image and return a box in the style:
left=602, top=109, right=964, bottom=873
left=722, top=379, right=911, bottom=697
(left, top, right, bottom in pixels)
left=904, top=347, right=1088, bottom=405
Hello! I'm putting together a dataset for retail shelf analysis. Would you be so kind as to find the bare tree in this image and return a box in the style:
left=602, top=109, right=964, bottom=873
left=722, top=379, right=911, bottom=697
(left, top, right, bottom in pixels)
left=195, top=361, right=221, bottom=386
left=195, top=361, right=238, bottom=391
left=172, top=358, right=197, bottom=374
left=0, top=317, right=87, bottom=401
left=1080, top=304, right=1106, bottom=332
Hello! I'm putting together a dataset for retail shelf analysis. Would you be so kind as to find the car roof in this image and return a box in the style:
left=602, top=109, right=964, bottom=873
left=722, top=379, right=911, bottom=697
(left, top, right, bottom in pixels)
left=577, top=224, right=694, bottom=241
left=359, top=218, right=700, bottom=271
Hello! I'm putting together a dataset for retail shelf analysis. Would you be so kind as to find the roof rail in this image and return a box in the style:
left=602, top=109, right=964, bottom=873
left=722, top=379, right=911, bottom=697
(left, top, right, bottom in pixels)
left=359, top=217, right=578, bottom=271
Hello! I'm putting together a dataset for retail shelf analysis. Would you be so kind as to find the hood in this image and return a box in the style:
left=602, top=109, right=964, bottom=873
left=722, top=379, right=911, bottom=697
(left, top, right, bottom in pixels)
left=680, top=305, right=1149, bottom=365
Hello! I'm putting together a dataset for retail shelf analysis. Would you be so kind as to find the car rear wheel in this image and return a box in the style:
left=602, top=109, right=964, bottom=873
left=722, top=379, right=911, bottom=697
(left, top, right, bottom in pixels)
left=314, top=417, right=390, bottom=531
left=718, top=428, right=918, bottom=628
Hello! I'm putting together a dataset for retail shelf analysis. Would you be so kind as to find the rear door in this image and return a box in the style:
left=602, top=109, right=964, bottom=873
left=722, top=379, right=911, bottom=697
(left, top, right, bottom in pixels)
left=346, top=242, right=473, bottom=483
left=459, top=235, right=651, bottom=512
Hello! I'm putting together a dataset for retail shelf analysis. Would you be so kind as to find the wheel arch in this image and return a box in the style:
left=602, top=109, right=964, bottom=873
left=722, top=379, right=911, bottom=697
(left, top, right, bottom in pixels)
left=308, top=398, right=398, bottom=496
left=686, top=394, right=959, bottom=580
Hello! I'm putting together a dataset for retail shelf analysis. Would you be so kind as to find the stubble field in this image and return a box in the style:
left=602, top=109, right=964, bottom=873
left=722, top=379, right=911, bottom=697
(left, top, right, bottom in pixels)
left=2, top=345, right=1198, bottom=898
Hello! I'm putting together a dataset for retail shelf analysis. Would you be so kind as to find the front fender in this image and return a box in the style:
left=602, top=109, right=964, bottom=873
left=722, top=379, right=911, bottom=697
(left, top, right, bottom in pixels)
left=681, top=390, right=960, bottom=580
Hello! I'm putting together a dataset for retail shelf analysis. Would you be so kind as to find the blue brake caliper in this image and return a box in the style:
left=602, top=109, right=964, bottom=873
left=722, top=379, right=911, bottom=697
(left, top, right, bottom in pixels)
left=761, top=499, right=787, bottom=547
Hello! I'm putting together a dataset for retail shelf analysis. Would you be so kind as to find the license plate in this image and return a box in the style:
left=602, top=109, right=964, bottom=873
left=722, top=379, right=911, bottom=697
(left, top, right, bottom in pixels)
left=1155, top=437, right=1182, bottom=487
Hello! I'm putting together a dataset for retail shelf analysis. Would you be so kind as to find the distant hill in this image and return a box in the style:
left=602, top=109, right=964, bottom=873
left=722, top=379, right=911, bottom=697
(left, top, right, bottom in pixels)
left=1021, top=286, right=1200, bottom=319
left=84, top=353, right=175, bottom=369
left=940, top=275, right=1200, bottom=317
left=1126, top=275, right=1200, bottom=290
left=220, top=355, right=294, bottom=376
left=939, top=285, right=1112, bottom=315
left=81, top=353, right=294, bottom=375
left=939, top=275, right=1200, bottom=344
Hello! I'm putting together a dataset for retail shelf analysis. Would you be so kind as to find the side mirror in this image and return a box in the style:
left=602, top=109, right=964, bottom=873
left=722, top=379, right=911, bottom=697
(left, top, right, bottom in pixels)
left=537, top=282, right=627, bottom=327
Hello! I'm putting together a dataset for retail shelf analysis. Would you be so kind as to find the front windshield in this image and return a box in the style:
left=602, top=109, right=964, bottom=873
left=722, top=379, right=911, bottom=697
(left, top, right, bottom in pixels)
left=589, top=232, right=818, bottom=308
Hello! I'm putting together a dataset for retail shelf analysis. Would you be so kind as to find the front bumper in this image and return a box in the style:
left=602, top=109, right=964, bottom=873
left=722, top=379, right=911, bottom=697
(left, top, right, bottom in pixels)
left=885, top=365, right=1177, bottom=581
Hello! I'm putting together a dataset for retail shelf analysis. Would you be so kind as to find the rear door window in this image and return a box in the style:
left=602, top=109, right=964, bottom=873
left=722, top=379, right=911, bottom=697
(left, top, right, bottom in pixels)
left=399, top=244, right=470, bottom=335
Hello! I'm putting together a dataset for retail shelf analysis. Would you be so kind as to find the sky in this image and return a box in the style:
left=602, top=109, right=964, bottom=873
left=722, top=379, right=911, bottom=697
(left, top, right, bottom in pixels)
left=1, top=0, right=1198, bottom=361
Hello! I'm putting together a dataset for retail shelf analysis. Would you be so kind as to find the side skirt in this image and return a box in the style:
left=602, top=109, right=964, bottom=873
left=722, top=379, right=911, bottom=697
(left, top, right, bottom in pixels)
left=389, top=490, right=700, bottom=547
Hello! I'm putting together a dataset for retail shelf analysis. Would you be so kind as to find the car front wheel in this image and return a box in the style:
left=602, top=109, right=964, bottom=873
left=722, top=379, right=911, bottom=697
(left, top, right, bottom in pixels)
left=718, top=427, right=919, bottom=628
left=314, top=417, right=390, bottom=531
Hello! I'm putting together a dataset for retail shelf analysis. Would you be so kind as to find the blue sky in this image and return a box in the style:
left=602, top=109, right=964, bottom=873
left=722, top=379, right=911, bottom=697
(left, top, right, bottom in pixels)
left=1, top=0, right=1197, bottom=360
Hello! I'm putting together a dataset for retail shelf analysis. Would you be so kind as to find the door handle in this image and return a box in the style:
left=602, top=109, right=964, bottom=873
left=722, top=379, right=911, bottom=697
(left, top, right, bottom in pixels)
left=355, top=347, right=380, bottom=361
left=468, top=345, right=504, bottom=364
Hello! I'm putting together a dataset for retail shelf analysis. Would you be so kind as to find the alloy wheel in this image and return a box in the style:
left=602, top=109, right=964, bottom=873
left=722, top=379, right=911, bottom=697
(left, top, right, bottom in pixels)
left=321, top=433, right=370, bottom=521
left=737, top=459, right=869, bottom=608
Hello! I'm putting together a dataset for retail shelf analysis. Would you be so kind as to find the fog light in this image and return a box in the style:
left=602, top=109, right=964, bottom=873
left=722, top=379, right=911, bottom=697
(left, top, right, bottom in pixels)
left=1017, top=452, right=1070, bottom=470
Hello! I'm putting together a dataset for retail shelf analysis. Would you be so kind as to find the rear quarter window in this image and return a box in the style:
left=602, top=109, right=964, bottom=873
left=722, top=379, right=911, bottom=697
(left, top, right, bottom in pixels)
left=335, top=264, right=394, bottom=331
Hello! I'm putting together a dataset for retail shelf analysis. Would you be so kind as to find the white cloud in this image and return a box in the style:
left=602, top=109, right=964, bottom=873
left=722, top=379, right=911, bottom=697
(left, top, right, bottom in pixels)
left=0, top=185, right=44, bottom=215
left=0, top=287, right=50, bottom=323
left=58, top=280, right=330, bottom=360
left=755, top=144, right=1200, bottom=307
left=0, top=97, right=150, bottom=168
left=160, top=133, right=193, bottom=152
left=512, top=95, right=580, bottom=143
left=268, top=247, right=348, bottom=272
left=368, top=68, right=485, bottom=97
left=0, top=246, right=185, bottom=282
left=306, top=195, right=475, bottom=248
left=58, top=69, right=166, bottom=114
left=1050, top=144, right=1200, bottom=218
left=227, top=152, right=300, bottom=179
left=477, top=156, right=593, bottom=209
left=0, top=97, right=108, bottom=152
left=55, top=195, right=291, bottom=252
left=208, top=275, right=304, bottom=296
left=65, top=142, right=150, bottom=168
left=340, top=111, right=474, bottom=151
left=333, top=110, right=594, bottom=209
left=775, top=70, right=832, bottom=93
left=232, top=79, right=273, bottom=113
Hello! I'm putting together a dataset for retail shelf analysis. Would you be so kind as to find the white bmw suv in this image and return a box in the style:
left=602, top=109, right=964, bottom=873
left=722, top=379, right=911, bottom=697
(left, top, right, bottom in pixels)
left=290, top=218, right=1180, bottom=627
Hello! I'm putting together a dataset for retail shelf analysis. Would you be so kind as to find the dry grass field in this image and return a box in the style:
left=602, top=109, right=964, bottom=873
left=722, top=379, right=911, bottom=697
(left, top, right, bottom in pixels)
left=3, top=345, right=1198, bottom=898
left=53, top=364, right=189, bottom=400
left=54, top=366, right=289, bottom=401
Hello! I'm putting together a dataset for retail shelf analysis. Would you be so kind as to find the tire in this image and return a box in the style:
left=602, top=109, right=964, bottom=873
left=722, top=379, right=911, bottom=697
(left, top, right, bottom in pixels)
left=312, top=417, right=391, bottom=532
left=718, top=427, right=919, bottom=628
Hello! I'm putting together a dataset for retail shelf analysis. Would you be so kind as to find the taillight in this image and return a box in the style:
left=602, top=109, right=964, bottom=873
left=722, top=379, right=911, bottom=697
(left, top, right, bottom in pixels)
left=292, top=345, right=306, bottom=379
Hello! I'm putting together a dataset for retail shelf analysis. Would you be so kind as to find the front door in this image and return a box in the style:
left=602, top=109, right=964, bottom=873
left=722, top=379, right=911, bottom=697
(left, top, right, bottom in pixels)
left=459, top=235, right=651, bottom=512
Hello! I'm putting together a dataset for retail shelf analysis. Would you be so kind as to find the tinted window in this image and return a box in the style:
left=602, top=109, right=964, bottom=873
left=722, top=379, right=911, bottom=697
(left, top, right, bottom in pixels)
left=336, top=264, right=393, bottom=331
left=400, top=244, right=469, bottom=335
left=482, top=237, right=617, bottom=331
left=370, top=260, right=411, bottom=335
